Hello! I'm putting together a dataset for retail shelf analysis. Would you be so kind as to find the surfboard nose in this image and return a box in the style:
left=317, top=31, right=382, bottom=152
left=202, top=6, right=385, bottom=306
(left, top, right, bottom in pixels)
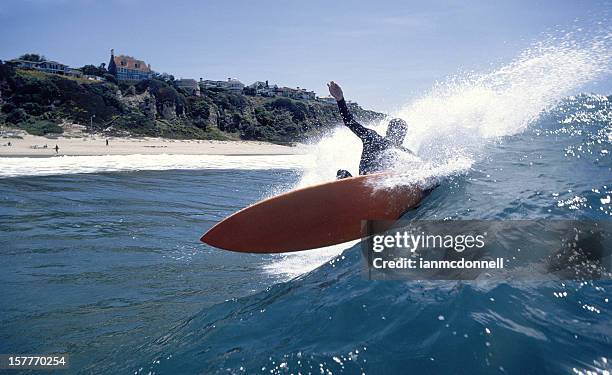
left=200, top=221, right=251, bottom=252
left=200, top=228, right=220, bottom=247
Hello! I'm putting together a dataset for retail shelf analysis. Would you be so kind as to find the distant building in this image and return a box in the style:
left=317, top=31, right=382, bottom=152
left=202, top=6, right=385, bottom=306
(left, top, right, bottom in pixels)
left=276, top=86, right=316, bottom=100
left=107, top=49, right=152, bottom=81
left=247, top=80, right=267, bottom=92
left=175, top=78, right=200, bottom=96
left=317, top=96, right=337, bottom=104
left=247, top=80, right=278, bottom=97
left=8, top=59, right=38, bottom=70
left=200, top=77, right=245, bottom=93
left=37, top=61, right=70, bottom=75
left=84, top=75, right=105, bottom=82
left=224, top=78, right=245, bottom=92
left=247, top=81, right=267, bottom=89
left=297, top=87, right=316, bottom=100
left=67, top=68, right=83, bottom=78
left=246, top=81, right=316, bottom=100
left=260, top=85, right=278, bottom=97
left=8, top=58, right=70, bottom=75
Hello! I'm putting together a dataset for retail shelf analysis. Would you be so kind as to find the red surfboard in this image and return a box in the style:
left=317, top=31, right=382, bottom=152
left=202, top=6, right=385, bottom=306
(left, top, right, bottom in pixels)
left=200, top=173, right=424, bottom=253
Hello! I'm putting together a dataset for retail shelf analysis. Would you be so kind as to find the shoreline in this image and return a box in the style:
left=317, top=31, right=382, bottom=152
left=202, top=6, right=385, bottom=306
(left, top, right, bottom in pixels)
left=0, top=131, right=308, bottom=157
left=0, top=153, right=303, bottom=158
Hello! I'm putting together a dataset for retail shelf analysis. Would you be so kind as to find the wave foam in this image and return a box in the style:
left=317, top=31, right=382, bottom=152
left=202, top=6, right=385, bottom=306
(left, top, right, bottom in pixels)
left=0, top=154, right=313, bottom=178
left=298, top=30, right=612, bottom=189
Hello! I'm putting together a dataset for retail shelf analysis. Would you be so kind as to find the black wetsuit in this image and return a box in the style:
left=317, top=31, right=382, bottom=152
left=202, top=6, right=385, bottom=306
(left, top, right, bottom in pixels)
left=337, top=98, right=411, bottom=176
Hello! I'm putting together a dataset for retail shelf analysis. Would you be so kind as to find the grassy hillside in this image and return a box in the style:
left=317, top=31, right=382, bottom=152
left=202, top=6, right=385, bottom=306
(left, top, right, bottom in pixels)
left=0, top=62, right=385, bottom=142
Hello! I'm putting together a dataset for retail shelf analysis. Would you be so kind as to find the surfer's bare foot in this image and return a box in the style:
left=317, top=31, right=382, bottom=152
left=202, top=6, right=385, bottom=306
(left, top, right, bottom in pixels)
left=327, top=81, right=344, bottom=101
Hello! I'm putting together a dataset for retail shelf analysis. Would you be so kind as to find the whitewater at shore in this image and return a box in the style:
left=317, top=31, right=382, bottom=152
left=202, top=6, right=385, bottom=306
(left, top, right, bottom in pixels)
left=0, top=130, right=307, bottom=157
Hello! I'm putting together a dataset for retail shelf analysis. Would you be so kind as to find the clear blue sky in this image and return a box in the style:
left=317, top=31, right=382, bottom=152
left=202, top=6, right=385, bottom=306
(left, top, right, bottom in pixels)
left=1, top=0, right=610, bottom=111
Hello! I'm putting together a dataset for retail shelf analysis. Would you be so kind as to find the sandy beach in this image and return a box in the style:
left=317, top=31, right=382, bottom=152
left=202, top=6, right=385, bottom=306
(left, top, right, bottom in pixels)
left=0, top=129, right=307, bottom=157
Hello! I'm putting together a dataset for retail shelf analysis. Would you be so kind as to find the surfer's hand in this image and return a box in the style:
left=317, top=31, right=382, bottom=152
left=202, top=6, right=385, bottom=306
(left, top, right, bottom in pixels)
left=327, top=81, right=344, bottom=101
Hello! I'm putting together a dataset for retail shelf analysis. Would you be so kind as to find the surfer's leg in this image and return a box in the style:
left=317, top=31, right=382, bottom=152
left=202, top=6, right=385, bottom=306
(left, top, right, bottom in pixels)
left=336, top=169, right=353, bottom=179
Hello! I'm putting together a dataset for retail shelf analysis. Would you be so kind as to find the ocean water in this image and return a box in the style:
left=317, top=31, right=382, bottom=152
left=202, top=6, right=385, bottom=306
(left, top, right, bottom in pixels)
left=1, top=34, right=612, bottom=374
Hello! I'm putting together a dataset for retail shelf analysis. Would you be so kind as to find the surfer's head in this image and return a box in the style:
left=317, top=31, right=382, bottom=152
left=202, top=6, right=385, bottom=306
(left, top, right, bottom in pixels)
left=386, top=118, right=408, bottom=146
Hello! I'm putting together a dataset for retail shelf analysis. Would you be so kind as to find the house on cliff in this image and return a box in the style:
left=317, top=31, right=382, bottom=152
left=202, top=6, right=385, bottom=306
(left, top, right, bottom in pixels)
left=246, top=81, right=315, bottom=100
left=176, top=78, right=200, bottom=96
left=276, top=86, right=316, bottom=100
left=107, top=49, right=152, bottom=81
left=8, top=58, right=82, bottom=77
left=199, top=78, right=245, bottom=93
left=247, top=80, right=278, bottom=97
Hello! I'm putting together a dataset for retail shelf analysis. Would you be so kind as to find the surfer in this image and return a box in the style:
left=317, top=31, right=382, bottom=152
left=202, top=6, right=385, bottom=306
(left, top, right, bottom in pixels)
left=327, top=81, right=412, bottom=178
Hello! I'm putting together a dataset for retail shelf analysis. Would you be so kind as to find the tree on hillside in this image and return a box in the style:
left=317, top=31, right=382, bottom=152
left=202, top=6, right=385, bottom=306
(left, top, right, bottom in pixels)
left=19, top=53, right=46, bottom=62
left=80, top=64, right=108, bottom=77
left=0, top=60, right=16, bottom=81
left=155, top=72, right=175, bottom=84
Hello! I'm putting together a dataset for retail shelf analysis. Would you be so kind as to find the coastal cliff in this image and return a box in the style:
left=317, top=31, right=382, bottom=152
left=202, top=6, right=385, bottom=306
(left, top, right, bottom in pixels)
left=0, top=62, right=384, bottom=142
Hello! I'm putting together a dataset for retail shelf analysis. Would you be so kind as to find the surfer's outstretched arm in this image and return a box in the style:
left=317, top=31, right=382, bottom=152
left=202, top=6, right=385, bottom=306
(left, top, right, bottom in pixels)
left=328, top=81, right=377, bottom=141
left=337, top=98, right=377, bottom=139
